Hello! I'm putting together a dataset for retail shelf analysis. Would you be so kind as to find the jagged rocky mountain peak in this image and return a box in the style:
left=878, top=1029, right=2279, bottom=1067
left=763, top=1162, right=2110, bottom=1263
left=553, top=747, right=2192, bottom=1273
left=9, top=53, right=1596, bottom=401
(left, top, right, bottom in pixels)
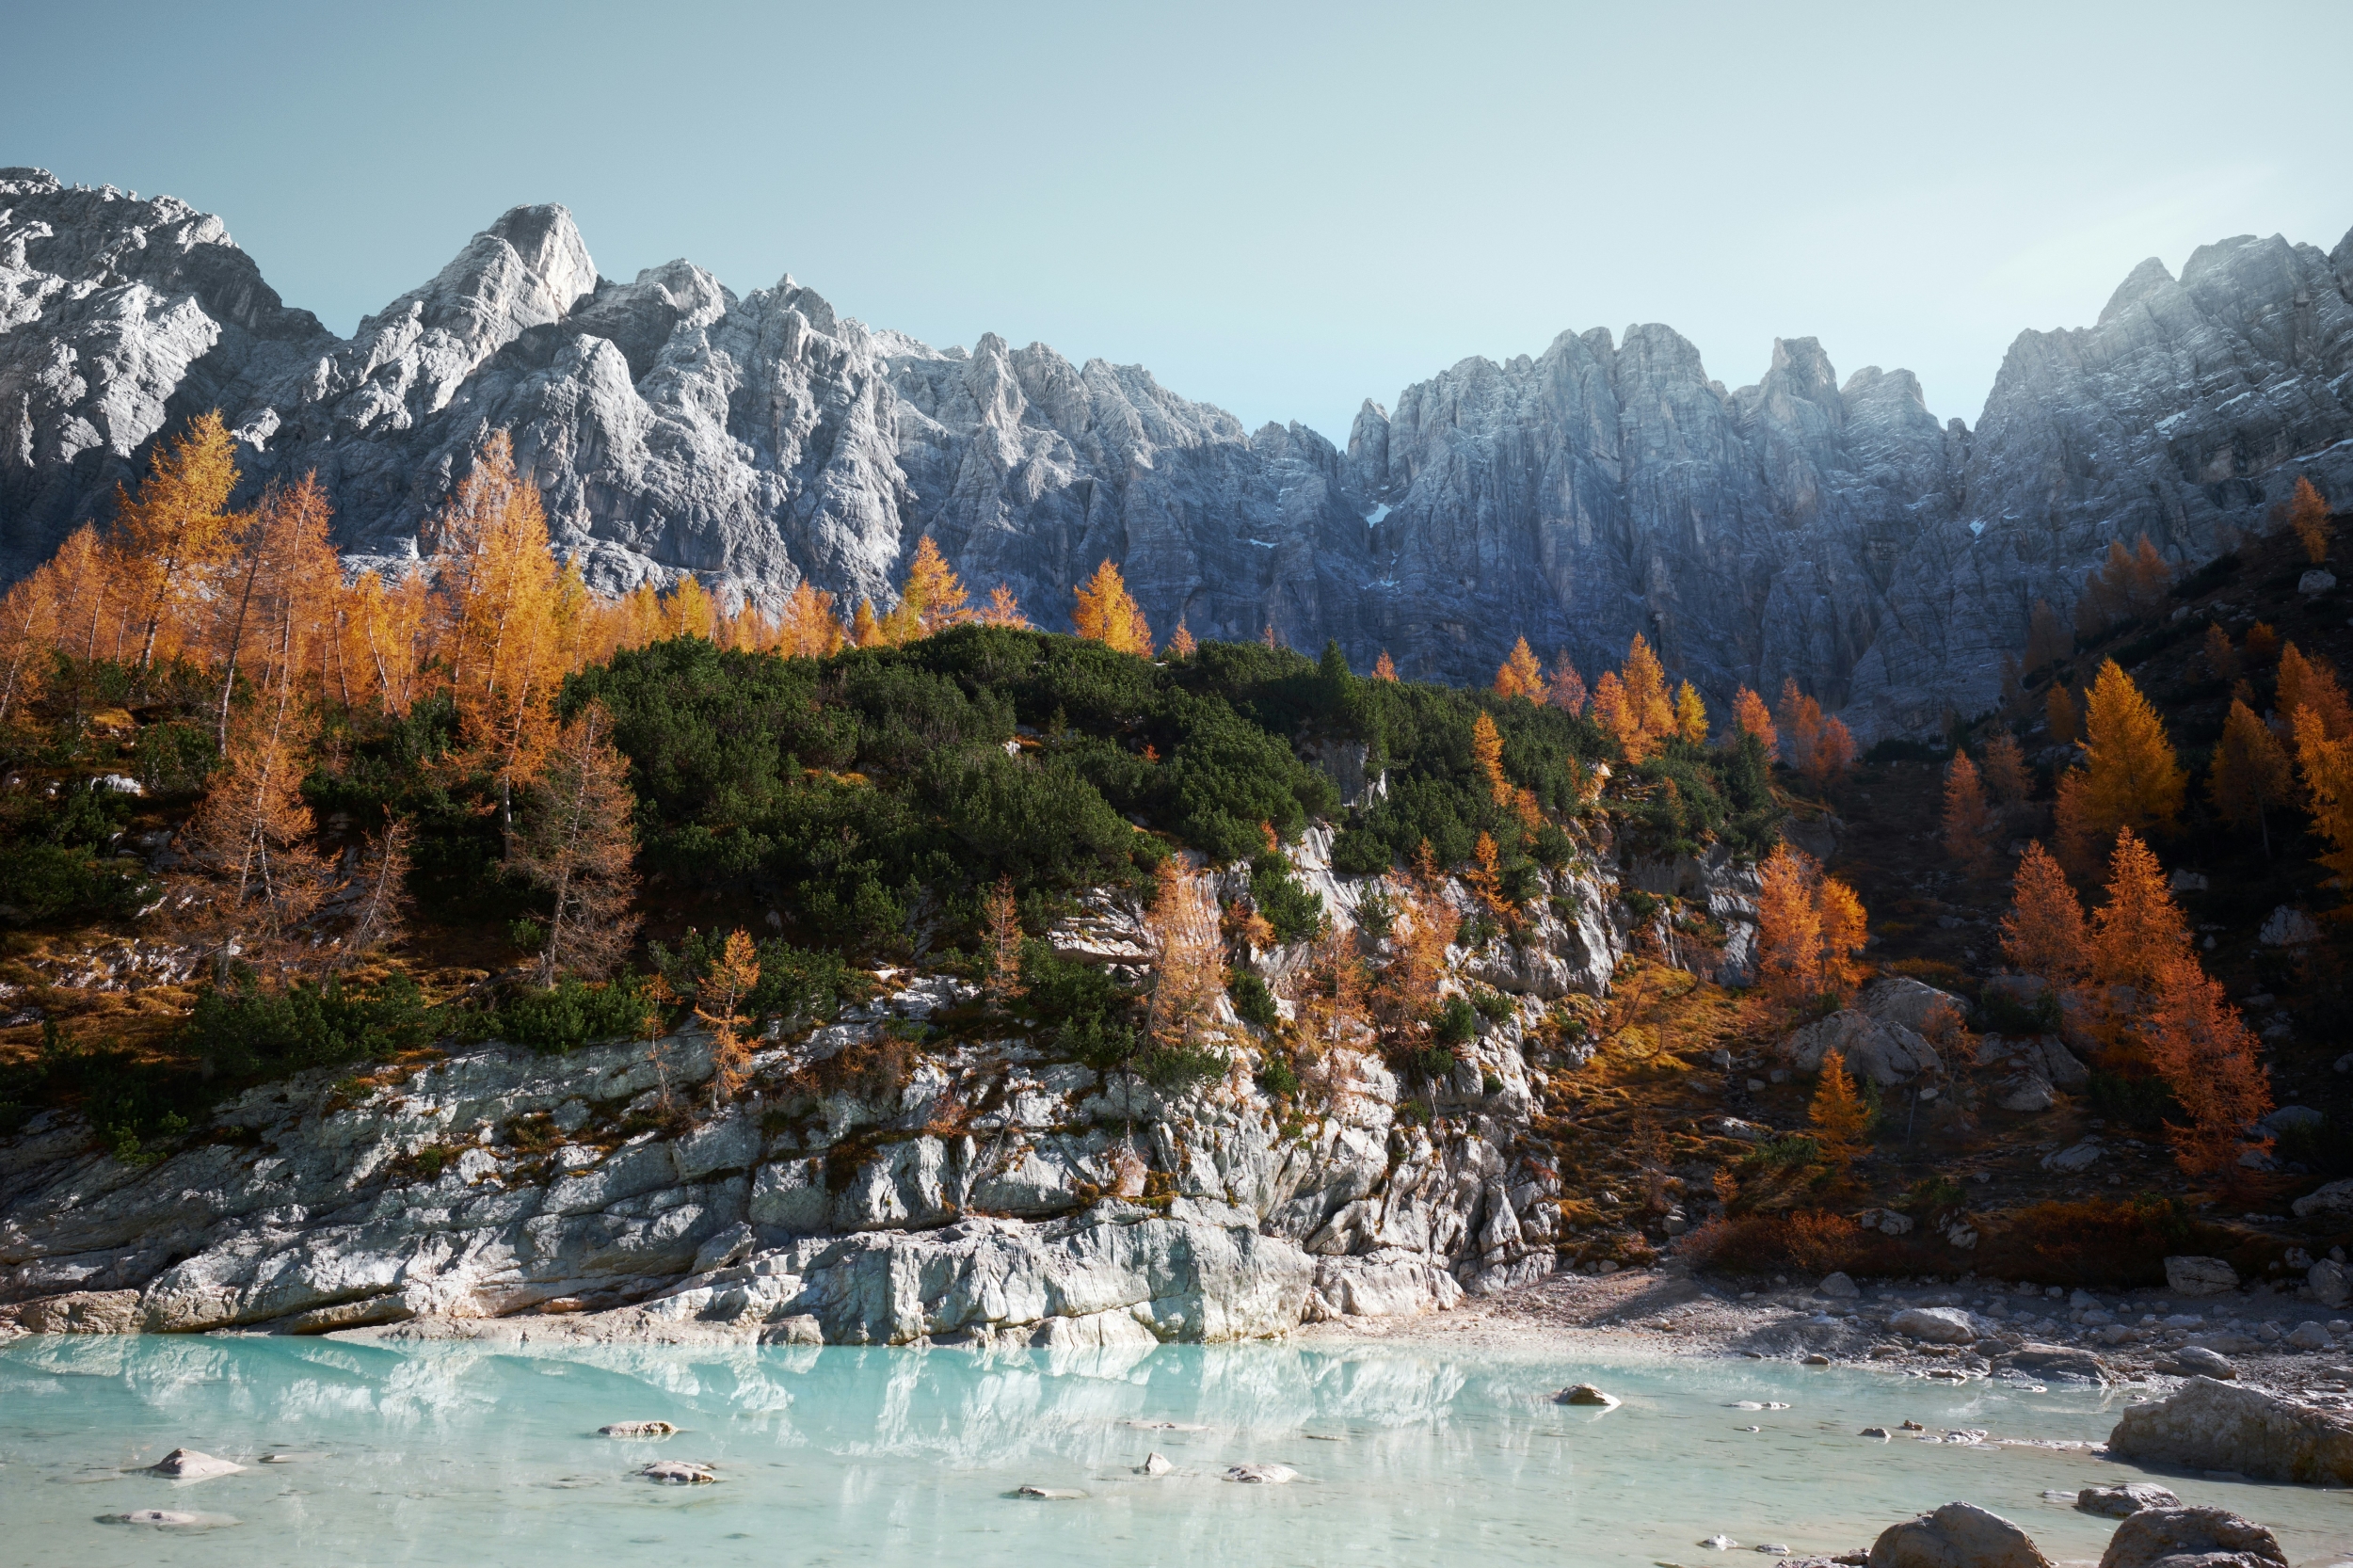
left=2, top=176, right=2348, bottom=733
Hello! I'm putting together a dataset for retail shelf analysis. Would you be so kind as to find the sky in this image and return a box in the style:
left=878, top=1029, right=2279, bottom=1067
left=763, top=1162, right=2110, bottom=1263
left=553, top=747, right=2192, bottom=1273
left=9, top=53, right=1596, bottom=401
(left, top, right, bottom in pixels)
left=7, top=0, right=2349, bottom=443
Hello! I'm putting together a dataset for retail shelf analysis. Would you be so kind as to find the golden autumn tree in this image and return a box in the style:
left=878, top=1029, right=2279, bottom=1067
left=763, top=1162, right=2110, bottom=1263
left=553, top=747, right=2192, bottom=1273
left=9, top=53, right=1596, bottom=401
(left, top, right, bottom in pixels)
left=2277, top=643, right=2353, bottom=740
left=982, top=875, right=1025, bottom=1012
left=1377, top=854, right=1456, bottom=1039
left=2076, top=659, right=2185, bottom=844
left=2000, top=840, right=2089, bottom=990
left=1546, top=654, right=1587, bottom=715
left=2209, top=699, right=2294, bottom=854
left=2245, top=620, right=2281, bottom=666
left=0, top=543, right=64, bottom=722
left=2144, top=947, right=2275, bottom=1181
left=1732, top=686, right=1776, bottom=754
left=1589, top=669, right=1636, bottom=757
left=1978, top=731, right=2030, bottom=805
left=510, top=700, right=643, bottom=986
left=978, top=583, right=1030, bottom=630
left=1941, top=751, right=1996, bottom=876
left=2292, top=705, right=2353, bottom=888
left=1465, top=830, right=1512, bottom=924
left=2089, top=828, right=2194, bottom=1001
left=1073, top=559, right=1151, bottom=655
left=426, top=433, right=571, bottom=822
left=695, top=928, right=760, bottom=1111
left=1753, top=843, right=1865, bottom=1012
left=850, top=598, right=882, bottom=648
left=207, top=472, right=340, bottom=745
left=1673, top=680, right=1707, bottom=745
left=1471, top=711, right=1510, bottom=806
left=879, top=535, right=971, bottom=644
left=2289, top=474, right=2333, bottom=564
left=1165, top=616, right=1197, bottom=658
left=332, top=568, right=431, bottom=715
left=660, top=575, right=716, bottom=642
left=772, top=581, right=845, bottom=658
left=1807, top=1050, right=1873, bottom=1176
left=1621, top=633, right=1673, bottom=739
left=1144, top=859, right=1226, bottom=1057
left=111, top=410, right=243, bottom=671
left=1372, top=649, right=1398, bottom=681
left=1495, top=636, right=1544, bottom=700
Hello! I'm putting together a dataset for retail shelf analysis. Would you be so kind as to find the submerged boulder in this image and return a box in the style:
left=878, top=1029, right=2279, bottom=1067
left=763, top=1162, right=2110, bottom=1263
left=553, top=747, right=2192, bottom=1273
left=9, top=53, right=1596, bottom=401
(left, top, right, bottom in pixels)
left=2105, top=1378, right=2353, bottom=1486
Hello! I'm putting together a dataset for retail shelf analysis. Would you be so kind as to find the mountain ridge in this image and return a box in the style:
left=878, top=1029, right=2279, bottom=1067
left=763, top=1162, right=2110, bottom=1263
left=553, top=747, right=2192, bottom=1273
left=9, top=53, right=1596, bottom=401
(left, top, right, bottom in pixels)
left=4, top=165, right=2349, bottom=734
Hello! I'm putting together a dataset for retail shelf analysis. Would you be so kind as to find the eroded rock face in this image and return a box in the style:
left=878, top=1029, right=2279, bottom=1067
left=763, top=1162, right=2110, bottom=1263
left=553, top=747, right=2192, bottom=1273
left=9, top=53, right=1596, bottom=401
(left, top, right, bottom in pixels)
left=2105, top=1377, right=2353, bottom=1486
left=0, top=853, right=1643, bottom=1345
left=7, top=166, right=2348, bottom=731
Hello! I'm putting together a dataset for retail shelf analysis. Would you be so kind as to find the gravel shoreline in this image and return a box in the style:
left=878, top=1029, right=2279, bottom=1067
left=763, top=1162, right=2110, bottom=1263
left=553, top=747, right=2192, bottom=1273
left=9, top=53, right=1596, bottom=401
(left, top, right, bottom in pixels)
left=1297, top=1261, right=2353, bottom=1395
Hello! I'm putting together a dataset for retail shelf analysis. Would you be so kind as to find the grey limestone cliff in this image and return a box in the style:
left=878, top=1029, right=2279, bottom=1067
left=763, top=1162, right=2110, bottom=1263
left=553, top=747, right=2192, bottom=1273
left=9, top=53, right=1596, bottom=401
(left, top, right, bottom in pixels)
left=5, top=165, right=2350, bottom=732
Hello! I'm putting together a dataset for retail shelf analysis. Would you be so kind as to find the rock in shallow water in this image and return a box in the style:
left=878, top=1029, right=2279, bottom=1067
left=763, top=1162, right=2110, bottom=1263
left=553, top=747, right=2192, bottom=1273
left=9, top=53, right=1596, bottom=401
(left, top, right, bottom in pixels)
left=640, top=1461, right=717, bottom=1485
left=1867, top=1501, right=2050, bottom=1568
left=1136, top=1452, right=1172, bottom=1477
left=2075, top=1484, right=2182, bottom=1519
left=1223, top=1464, right=1299, bottom=1484
left=1554, top=1384, right=1619, bottom=1407
left=600, top=1421, right=678, bottom=1438
left=2105, top=1377, right=2353, bottom=1486
left=1016, top=1485, right=1088, bottom=1500
left=2096, top=1507, right=2286, bottom=1568
left=101, top=1509, right=235, bottom=1528
left=148, top=1448, right=243, bottom=1480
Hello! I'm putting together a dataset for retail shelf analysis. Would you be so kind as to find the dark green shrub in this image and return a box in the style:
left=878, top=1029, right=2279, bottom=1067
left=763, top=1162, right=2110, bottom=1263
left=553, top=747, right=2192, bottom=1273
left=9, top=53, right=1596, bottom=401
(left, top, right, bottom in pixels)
left=1434, top=997, right=1477, bottom=1046
left=179, top=971, right=435, bottom=1077
left=1228, top=971, right=1280, bottom=1031
left=1249, top=853, right=1325, bottom=943
left=1469, top=987, right=1514, bottom=1023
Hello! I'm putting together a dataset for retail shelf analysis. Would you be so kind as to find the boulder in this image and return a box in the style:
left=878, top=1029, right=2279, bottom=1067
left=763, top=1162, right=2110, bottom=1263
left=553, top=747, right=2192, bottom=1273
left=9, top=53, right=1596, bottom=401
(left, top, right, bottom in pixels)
left=640, top=1461, right=717, bottom=1484
left=1996, top=1073, right=2056, bottom=1112
left=600, top=1421, right=677, bottom=1438
left=148, top=1448, right=244, bottom=1480
left=2292, top=1178, right=2353, bottom=1220
left=1856, top=978, right=1969, bottom=1036
left=1016, top=1485, right=1088, bottom=1499
left=2159, top=1346, right=2235, bottom=1380
left=1993, top=1343, right=2113, bottom=1384
left=2041, top=1140, right=2101, bottom=1173
left=1819, top=1272, right=1862, bottom=1300
left=2095, top=1507, right=2286, bottom=1568
left=2260, top=907, right=2319, bottom=947
left=2105, top=1377, right=2353, bottom=1485
left=1554, top=1384, right=1620, bottom=1407
left=2311, top=1258, right=2350, bottom=1309
left=2298, top=569, right=2338, bottom=597
left=2285, top=1321, right=2333, bottom=1351
left=1867, top=1501, right=2050, bottom=1568
left=102, top=1511, right=221, bottom=1528
left=12, top=1288, right=144, bottom=1334
left=1137, top=1452, right=1173, bottom=1476
left=2075, top=1484, right=2181, bottom=1519
left=1890, top=1307, right=1982, bottom=1344
left=2020, top=1036, right=2089, bottom=1089
left=1787, top=1010, right=1942, bottom=1086
left=1223, top=1464, right=1300, bottom=1483
left=2162, top=1256, right=2237, bottom=1296
left=2261, top=1106, right=2324, bottom=1134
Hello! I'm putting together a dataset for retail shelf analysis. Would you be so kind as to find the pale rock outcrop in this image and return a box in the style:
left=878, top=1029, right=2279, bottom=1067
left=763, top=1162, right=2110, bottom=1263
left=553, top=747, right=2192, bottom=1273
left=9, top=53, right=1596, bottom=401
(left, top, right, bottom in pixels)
left=1785, top=1010, right=1942, bottom=1085
left=8, top=166, right=2349, bottom=733
left=2105, top=1377, right=2353, bottom=1486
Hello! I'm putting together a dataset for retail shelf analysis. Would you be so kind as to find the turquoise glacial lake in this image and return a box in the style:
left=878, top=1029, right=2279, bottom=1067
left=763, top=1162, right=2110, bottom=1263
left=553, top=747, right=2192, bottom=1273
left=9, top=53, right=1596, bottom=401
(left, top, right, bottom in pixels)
left=2, top=1336, right=2349, bottom=1567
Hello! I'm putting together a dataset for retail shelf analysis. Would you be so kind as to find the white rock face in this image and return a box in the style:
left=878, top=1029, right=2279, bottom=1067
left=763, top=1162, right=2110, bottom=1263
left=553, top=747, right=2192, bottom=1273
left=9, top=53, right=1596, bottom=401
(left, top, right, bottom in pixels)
left=7, top=166, right=2348, bottom=730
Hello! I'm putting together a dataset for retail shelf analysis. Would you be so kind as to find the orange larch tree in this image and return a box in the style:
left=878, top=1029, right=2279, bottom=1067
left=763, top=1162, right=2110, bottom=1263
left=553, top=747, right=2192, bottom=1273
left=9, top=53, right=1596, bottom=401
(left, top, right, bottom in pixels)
left=1999, top=840, right=2089, bottom=989
left=2208, top=698, right=2294, bottom=854
left=2143, top=948, right=2275, bottom=1182
left=2077, top=658, right=2185, bottom=843
left=110, top=410, right=243, bottom=672
left=1978, top=731, right=2031, bottom=805
left=1941, top=751, right=1996, bottom=876
left=1372, top=649, right=1399, bottom=681
left=978, top=583, right=1030, bottom=630
left=1753, top=843, right=1865, bottom=1013
left=695, top=929, right=760, bottom=1111
left=1495, top=636, right=1544, bottom=700
left=1732, top=686, right=1775, bottom=754
left=1546, top=654, right=1587, bottom=715
left=1673, top=681, right=1707, bottom=745
left=1073, top=559, right=1151, bottom=655
left=2089, top=827, right=2194, bottom=1002
left=2288, top=474, right=2333, bottom=564
left=1471, top=711, right=1510, bottom=806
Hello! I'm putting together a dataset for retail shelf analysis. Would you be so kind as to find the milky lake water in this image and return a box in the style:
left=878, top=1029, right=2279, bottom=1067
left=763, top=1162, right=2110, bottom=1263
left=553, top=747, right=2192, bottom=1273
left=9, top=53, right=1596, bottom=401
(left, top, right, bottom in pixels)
left=3, top=1336, right=2349, bottom=1568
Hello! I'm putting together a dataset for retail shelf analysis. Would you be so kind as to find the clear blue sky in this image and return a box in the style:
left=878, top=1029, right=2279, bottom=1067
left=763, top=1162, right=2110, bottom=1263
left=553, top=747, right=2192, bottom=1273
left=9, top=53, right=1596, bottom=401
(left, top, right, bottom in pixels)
left=8, top=0, right=2348, bottom=442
